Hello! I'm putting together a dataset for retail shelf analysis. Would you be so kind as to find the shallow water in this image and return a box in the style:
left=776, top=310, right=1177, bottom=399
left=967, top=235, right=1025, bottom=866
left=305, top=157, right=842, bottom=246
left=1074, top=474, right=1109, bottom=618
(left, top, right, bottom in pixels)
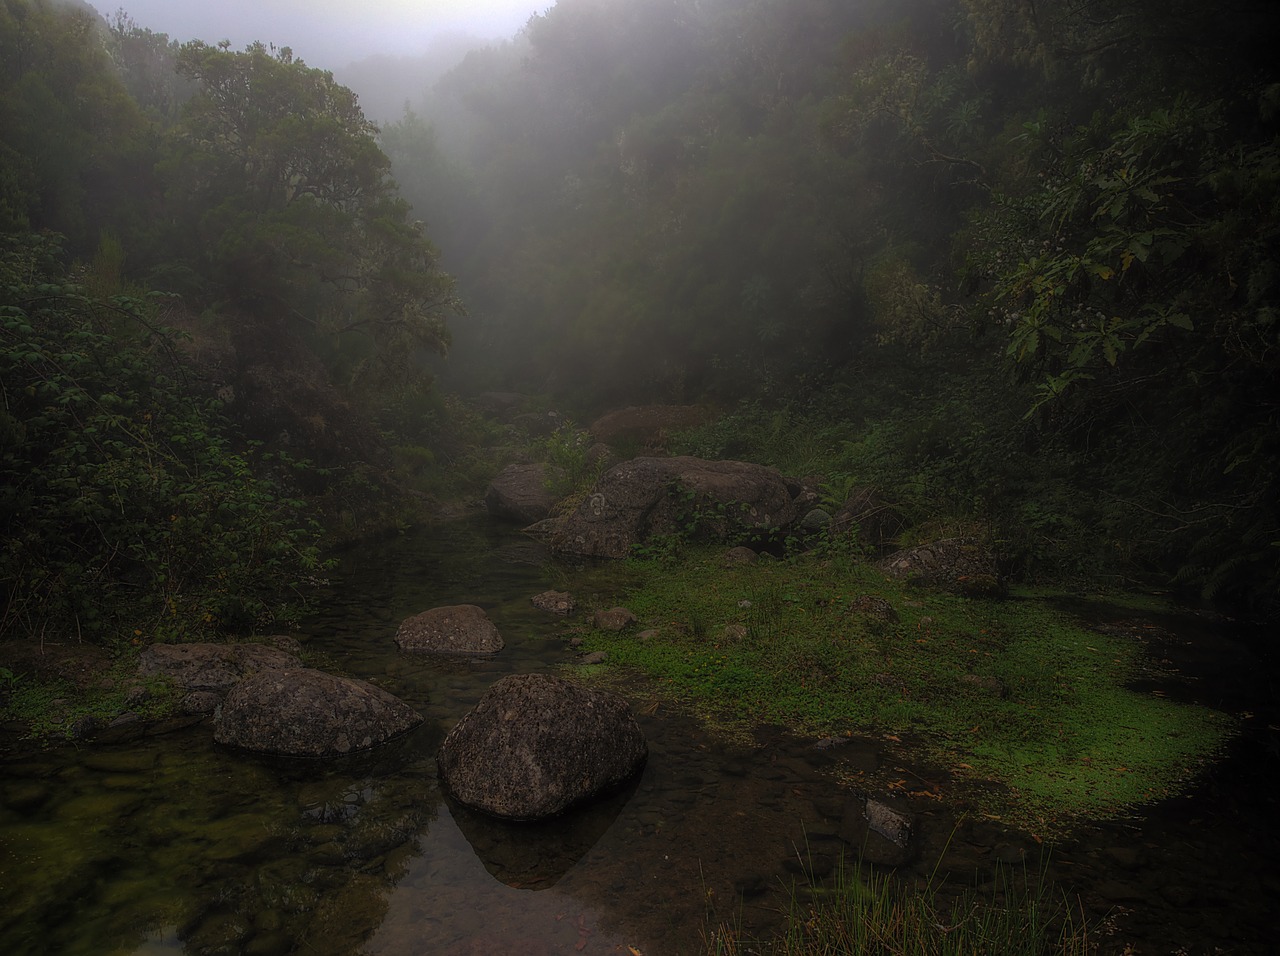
left=2, top=517, right=1277, bottom=955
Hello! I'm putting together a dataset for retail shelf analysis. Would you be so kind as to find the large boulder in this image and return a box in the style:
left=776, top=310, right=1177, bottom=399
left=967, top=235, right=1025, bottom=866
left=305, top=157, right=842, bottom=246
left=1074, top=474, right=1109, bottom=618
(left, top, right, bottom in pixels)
left=544, top=456, right=801, bottom=559
left=484, top=462, right=562, bottom=524
left=879, top=537, right=1005, bottom=597
left=437, top=673, right=648, bottom=820
left=214, top=667, right=422, bottom=757
left=137, top=642, right=300, bottom=694
left=395, top=605, right=504, bottom=655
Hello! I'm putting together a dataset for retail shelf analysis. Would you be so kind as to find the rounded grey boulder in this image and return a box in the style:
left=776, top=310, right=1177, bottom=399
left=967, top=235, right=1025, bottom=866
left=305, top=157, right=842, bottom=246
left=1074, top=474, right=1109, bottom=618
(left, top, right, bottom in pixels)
left=437, top=673, right=647, bottom=820
left=395, top=604, right=504, bottom=655
left=214, top=667, right=422, bottom=757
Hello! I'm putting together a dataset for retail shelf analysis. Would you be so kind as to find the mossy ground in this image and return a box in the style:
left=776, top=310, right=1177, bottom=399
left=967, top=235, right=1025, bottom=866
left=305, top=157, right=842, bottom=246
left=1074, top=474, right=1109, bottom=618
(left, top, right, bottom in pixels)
left=575, top=546, right=1234, bottom=829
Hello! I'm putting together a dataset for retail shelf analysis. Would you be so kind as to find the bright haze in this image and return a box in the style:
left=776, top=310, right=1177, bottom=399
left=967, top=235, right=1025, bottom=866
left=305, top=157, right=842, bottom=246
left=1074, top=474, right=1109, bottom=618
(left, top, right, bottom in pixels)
left=93, top=0, right=542, bottom=68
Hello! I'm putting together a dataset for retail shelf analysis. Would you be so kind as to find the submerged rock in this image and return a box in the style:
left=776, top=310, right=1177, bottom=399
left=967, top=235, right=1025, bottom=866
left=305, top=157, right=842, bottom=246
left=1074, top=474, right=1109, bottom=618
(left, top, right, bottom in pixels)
left=395, top=605, right=504, bottom=656
left=437, top=673, right=647, bottom=820
left=214, top=668, right=422, bottom=757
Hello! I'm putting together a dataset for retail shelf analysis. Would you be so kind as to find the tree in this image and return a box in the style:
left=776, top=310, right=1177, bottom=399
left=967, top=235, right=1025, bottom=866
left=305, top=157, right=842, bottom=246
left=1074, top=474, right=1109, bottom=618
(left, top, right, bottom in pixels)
left=164, top=41, right=460, bottom=394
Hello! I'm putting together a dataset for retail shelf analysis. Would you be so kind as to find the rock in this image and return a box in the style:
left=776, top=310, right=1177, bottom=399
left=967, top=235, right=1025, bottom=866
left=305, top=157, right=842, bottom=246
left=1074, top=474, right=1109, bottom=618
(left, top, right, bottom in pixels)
left=958, top=673, right=1007, bottom=698
left=136, top=642, right=300, bottom=694
left=839, top=797, right=915, bottom=867
left=866, top=798, right=912, bottom=846
left=180, top=691, right=221, bottom=715
left=485, top=462, right=564, bottom=524
left=723, top=546, right=758, bottom=566
left=592, top=607, right=636, bottom=631
left=395, top=605, right=504, bottom=656
left=473, top=391, right=527, bottom=420
left=831, top=487, right=906, bottom=548
left=579, top=651, right=608, bottom=665
left=214, top=668, right=422, bottom=757
left=510, top=411, right=562, bottom=437
left=587, top=404, right=713, bottom=448
left=546, top=456, right=801, bottom=559
left=437, top=673, right=648, bottom=820
left=879, top=537, right=1005, bottom=597
left=723, top=624, right=748, bottom=641
left=800, top=508, right=832, bottom=531
left=845, top=594, right=900, bottom=624
left=531, top=590, right=575, bottom=615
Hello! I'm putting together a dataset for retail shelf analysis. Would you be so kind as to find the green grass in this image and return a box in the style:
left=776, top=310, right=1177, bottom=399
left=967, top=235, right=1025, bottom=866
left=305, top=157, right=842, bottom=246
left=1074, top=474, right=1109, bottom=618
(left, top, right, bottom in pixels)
left=577, top=546, right=1233, bottom=826
left=703, top=852, right=1095, bottom=956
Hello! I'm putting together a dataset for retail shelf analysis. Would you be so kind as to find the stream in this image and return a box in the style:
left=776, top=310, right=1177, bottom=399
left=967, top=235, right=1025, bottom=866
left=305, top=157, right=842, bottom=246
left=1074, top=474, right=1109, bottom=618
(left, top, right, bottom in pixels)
left=1, top=515, right=1277, bottom=955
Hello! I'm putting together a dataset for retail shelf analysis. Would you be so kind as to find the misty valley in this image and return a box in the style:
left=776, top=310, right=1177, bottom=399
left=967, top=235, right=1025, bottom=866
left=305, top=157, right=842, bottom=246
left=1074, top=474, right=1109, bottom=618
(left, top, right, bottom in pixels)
left=2, top=1, right=1278, bottom=954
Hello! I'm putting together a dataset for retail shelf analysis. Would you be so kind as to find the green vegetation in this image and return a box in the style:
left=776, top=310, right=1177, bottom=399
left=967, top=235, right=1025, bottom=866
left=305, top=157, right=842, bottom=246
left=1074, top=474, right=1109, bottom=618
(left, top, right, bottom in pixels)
left=0, top=233, right=328, bottom=642
left=704, top=855, right=1095, bottom=955
left=580, top=545, right=1232, bottom=826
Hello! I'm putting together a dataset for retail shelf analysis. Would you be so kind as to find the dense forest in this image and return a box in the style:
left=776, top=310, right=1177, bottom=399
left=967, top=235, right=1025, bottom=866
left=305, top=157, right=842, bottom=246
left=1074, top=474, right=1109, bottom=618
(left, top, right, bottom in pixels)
left=2, top=0, right=1279, bottom=649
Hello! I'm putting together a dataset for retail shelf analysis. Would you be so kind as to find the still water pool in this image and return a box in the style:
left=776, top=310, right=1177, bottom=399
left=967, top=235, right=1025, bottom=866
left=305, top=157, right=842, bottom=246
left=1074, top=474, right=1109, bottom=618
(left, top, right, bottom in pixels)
left=2, top=517, right=1277, bottom=954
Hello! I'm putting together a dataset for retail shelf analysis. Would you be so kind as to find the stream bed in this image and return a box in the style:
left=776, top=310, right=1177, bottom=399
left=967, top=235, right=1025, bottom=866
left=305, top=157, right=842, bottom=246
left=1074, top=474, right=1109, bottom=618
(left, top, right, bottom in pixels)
left=2, top=516, right=1277, bottom=954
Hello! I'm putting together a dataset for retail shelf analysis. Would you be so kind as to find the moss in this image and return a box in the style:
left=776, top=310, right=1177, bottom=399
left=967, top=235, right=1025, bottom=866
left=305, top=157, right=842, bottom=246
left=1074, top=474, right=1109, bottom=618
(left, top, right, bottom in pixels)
left=576, top=546, right=1234, bottom=828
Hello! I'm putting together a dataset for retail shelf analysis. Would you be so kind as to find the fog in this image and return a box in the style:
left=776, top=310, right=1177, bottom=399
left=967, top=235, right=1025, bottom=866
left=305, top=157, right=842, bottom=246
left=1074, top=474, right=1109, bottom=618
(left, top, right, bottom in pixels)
left=93, top=0, right=540, bottom=68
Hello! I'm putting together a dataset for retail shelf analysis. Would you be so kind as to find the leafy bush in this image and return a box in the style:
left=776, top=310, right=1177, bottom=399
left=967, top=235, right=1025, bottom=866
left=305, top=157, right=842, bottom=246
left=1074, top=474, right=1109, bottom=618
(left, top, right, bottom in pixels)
left=0, top=234, right=326, bottom=642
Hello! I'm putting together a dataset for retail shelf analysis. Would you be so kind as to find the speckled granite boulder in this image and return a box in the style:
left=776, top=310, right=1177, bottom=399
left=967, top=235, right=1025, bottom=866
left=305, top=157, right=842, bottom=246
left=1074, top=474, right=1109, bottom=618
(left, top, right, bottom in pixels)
left=214, top=668, right=421, bottom=757
left=437, top=674, right=647, bottom=820
left=395, top=605, right=504, bottom=656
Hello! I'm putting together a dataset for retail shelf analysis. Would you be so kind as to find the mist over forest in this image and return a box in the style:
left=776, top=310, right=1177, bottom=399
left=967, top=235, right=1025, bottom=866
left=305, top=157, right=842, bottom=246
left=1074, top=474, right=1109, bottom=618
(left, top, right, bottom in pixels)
left=3, top=0, right=1279, bottom=639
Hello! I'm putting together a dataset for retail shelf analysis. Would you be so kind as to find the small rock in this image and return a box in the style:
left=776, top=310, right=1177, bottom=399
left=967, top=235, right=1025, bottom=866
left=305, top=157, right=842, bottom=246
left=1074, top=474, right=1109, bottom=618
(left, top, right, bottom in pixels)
left=723, top=546, right=758, bottom=566
left=579, top=651, right=608, bottom=665
left=531, top=590, right=575, bottom=615
left=395, top=605, right=504, bottom=656
left=593, top=607, right=636, bottom=631
left=723, top=624, right=747, bottom=641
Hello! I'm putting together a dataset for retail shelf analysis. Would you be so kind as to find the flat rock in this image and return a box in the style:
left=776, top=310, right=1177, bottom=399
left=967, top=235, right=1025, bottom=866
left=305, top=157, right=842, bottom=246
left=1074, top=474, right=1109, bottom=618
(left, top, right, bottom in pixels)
left=214, top=668, right=422, bottom=757
left=395, top=605, right=504, bottom=656
left=437, top=673, right=647, bottom=820
left=485, top=462, right=563, bottom=524
left=136, top=642, right=300, bottom=693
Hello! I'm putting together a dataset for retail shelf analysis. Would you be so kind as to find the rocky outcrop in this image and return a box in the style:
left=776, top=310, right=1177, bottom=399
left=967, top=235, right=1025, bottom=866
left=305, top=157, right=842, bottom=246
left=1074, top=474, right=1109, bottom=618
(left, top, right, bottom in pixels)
left=137, top=642, right=300, bottom=694
left=214, top=668, right=422, bottom=756
left=544, top=456, right=801, bottom=559
left=395, top=605, right=504, bottom=655
left=879, top=538, right=1005, bottom=597
left=437, top=673, right=648, bottom=820
left=587, top=405, right=712, bottom=449
left=485, top=462, right=563, bottom=524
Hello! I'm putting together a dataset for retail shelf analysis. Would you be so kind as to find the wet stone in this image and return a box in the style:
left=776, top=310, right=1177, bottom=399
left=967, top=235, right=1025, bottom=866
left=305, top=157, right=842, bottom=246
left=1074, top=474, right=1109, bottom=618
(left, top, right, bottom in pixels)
left=4, top=782, right=50, bottom=813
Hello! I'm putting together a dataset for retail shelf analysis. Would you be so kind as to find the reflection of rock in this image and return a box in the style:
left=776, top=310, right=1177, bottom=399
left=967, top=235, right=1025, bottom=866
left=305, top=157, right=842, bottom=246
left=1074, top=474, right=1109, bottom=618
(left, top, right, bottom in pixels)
left=448, top=778, right=637, bottom=890
left=214, top=668, right=422, bottom=757
left=395, top=605, right=504, bottom=656
left=438, top=674, right=647, bottom=820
